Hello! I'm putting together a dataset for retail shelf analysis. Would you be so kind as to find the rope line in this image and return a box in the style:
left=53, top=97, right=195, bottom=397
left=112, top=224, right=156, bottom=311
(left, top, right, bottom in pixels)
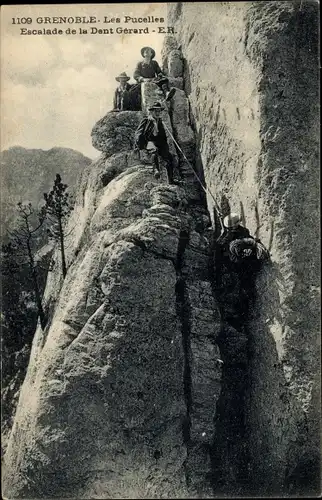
left=162, top=121, right=224, bottom=230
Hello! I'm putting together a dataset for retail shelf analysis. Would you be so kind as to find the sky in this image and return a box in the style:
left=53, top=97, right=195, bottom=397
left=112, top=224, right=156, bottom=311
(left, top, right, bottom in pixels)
left=1, top=3, right=167, bottom=159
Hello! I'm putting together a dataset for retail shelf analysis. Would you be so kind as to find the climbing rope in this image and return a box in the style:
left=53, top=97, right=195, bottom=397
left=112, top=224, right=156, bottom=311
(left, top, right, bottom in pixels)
left=162, top=121, right=224, bottom=233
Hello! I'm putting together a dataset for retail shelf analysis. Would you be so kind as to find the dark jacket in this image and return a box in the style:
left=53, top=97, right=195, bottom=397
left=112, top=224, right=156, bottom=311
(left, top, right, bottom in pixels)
left=113, top=83, right=133, bottom=110
left=133, top=60, right=163, bottom=81
left=217, top=226, right=251, bottom=247
left=216, top=225, right=252, bottom=262
left=229, top=237, right=257, bottom=263
left=134, top=116, right=168, bottom=151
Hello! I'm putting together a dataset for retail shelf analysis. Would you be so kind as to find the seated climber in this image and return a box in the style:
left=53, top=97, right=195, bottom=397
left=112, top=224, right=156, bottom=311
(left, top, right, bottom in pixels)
left=134, top=101, right=175, bottom=185
left=133, top=46, right=176, bottom=107
left=112, top=72, right=134, bottom=111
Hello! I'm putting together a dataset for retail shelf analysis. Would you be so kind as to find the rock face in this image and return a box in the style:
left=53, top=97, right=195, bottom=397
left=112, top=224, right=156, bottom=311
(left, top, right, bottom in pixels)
left=168, top=1, right=320, bottom=496
left=3, top=82, right=222, bottom=498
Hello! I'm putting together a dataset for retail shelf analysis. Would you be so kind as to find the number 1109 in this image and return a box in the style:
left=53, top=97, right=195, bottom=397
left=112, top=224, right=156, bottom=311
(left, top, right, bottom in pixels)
left=12, top=18, right=32, bottom=24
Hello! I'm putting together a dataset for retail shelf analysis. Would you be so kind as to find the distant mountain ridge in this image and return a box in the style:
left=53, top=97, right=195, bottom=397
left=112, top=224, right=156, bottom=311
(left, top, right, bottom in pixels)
left=1, top=146, right=92, bottom=235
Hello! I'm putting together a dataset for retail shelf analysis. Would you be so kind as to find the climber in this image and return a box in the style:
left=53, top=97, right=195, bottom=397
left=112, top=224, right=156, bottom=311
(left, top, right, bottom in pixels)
left=229, top=237, right=270, bottom=264
left=112, top=72, right=135, bottom=111
left=216, top=213, right=270, bottom=264
left=132, top=46, right=176, bottom=109
left=217, top=213, right=251, bottom=249
left=215, top=212, right=270, bottom=307
left=134, top=101, right=175, bottom=184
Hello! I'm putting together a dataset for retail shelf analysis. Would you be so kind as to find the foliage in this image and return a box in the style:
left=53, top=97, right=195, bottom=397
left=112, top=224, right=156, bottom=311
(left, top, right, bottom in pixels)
left=4, top=202, right=47, bottom=331
left=43, top=174, right=73, bottom=278
left=1, top=173, right=74, bottom=441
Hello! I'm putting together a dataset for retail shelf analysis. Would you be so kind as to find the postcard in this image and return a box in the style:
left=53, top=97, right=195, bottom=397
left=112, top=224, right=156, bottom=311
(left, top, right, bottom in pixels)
left=1, top=2, right=320, bottom=499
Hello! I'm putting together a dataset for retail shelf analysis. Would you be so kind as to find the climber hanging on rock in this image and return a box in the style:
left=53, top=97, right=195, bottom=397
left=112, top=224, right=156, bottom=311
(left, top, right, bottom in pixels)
left=215, top=212, right=270, bottom=307
left=229, top=237, right=270, bottom=264
left=217, top=213, right=251, bottom=246
left=132, top=46, right=176, bottom=109
left=134, top=102, right=175, bottom=184
left=217, top=213, right=270, bottom=264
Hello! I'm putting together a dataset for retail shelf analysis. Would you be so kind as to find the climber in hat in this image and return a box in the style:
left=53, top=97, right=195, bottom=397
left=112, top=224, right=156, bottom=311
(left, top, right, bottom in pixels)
left=216, top=213, right=251, bottom=260
left=112, top=72, right=135, bottom=111
left=133, top=46, right=176, bottom=107
left=217, top=212, right=270, bottom=264
left=134, top=101, right=175, bottom=184
left=220, top=213, right=251, bottom=241
left=215, top=211, right=270, bottom=306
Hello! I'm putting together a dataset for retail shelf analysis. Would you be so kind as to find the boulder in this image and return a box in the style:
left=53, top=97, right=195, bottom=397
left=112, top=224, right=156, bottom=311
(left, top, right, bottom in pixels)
left=91, top=111, right=142, bottom=154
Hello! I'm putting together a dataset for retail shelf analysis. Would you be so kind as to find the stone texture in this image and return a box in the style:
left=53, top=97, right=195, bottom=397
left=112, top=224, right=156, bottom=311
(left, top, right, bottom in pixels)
left=3, top=161, right=186, bottom=499
left=3, top=110, right=222, bottom=498
left=91, top=111, right=142, bottom=155
left=168, top=77, right=184, bottom=90
left=169, top=87, right=202, bottom=203
left=141, top=81, right=165, bottom=114
left=170, top=89, right=196, bottom=167
left=161, top=35, right=179, bottom=73
left=185, top=281, right=221, bottom=495
left=168, top=49, right=184, bottom=78
left=168, top=1, right=320, bottom=495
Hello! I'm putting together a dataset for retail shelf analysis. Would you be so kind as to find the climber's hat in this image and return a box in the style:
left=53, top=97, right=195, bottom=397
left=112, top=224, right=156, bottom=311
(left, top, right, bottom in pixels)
left=115, top=72, right=131, bottom=82
left=223, top=213, right=241, bottom=229
left=148, top=102, right=164, bottom=111
left=141, top=46, right=156, bottom=59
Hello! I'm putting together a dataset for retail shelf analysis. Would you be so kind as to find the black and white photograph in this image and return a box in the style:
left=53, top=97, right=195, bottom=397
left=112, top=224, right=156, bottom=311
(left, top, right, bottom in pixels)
left=1, top=2, right=320, bottom=498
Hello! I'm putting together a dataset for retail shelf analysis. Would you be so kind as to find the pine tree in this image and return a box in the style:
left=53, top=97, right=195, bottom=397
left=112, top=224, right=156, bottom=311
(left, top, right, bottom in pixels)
left=6, top=202, right=47, bottom=330
left=44, top=174, right=73, bottom=279
left=1, top=242, right=35, bottom=381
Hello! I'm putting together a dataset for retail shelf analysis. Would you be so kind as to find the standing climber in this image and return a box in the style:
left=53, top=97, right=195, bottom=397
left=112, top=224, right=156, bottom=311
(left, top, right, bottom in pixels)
left=134, top=102, right=175, bottom=184
left=132, top=46, right=176, bottom=109
left=112, top=72, right=135, bottom=111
